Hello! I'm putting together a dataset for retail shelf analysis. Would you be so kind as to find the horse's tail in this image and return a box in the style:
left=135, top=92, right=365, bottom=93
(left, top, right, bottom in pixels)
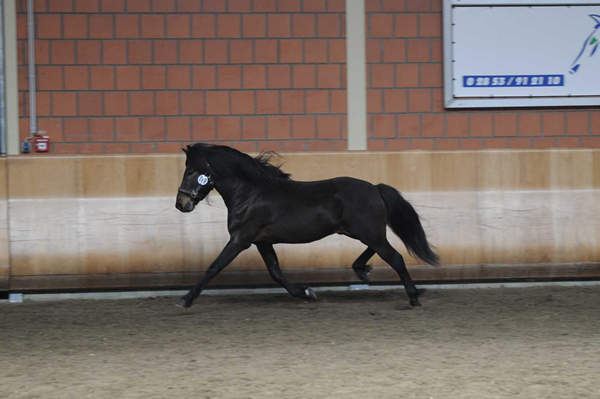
left=376, top=183, right=439, bottom=266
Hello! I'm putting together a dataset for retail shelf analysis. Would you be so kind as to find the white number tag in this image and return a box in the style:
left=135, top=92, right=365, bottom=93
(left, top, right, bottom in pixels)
left=197, top=174, right=209, bottom=186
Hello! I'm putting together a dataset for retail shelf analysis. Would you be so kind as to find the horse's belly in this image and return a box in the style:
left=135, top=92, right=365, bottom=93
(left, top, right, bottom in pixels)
left=258, top=211, right=339, bottom=244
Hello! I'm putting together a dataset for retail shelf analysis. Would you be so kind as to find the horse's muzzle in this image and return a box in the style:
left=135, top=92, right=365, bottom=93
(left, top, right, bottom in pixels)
left=175, top=191, right=196, bottom=213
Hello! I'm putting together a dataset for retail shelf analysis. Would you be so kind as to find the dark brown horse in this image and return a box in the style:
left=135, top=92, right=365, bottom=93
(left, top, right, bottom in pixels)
left=175, top=143, right=439, bottom=308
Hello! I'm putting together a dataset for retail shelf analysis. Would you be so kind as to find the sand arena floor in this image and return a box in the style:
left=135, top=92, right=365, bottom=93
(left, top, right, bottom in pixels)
left=1, top=285, right=599, bottom=399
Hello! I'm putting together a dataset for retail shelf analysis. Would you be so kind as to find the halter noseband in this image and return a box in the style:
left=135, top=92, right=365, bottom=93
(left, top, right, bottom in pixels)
left=178, top=174, right=213, bottom=200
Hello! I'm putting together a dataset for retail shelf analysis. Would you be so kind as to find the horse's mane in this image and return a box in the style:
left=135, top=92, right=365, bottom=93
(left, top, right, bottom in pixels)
left=189, top=143, right=291, bottom=183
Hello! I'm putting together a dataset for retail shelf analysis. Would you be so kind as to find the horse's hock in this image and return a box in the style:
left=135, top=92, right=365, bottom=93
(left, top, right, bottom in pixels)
left=2, top=149, right=600, bottom=292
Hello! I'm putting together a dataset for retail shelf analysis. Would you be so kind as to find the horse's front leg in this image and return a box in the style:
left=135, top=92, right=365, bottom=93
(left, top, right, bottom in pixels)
left=177, top=238, right=250, bottom=308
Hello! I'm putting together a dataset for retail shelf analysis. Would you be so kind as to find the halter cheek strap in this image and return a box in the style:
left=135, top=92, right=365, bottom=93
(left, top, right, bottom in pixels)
left=178, top=174, right=213, bottom=199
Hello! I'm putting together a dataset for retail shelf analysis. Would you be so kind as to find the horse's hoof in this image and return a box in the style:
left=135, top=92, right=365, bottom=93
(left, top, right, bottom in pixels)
left=416, top=288, right=426, bottom=297
left=176, top=297, right=191, bottom=309
left=304, top=287, right=318, bottom=300
left=354, top=265, right=372, bottom=283
left=409, top=297, right=421, bottom=307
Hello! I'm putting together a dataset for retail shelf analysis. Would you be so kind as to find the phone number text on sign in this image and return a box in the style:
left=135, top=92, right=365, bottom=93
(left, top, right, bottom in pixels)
left=463, top=75, right=564, bottom=88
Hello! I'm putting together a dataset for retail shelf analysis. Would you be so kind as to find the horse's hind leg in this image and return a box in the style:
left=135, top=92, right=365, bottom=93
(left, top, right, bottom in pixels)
left=373, top=241, right=422, bottom=307
left=352, top=247, right=375, bottom=283
left=256, top=243, right=317, bottom=300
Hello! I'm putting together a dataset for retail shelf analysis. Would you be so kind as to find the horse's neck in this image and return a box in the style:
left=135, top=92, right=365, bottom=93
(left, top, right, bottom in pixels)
left=214, top=178, right=254, bottom=208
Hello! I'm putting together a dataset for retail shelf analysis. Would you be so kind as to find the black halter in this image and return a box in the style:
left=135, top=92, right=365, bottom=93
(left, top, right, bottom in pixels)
left=178, top=174, right=213, bottom=200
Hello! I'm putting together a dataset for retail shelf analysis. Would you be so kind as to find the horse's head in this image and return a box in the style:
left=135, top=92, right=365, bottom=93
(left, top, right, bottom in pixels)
left=570, top=14, right=600, bottom=74
left=175, top=146, right=215, bottom=213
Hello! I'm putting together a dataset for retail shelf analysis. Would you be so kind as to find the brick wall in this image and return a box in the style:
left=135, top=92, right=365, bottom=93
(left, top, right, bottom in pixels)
left=16, top=0, right=600, bottom=154
left=366, top=0, right=600, bottom=150
left=17, top=0, right=347, bottom=154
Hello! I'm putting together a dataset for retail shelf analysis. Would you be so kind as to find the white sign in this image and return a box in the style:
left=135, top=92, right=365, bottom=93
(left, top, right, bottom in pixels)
left=444, top=1, right=600, bottom=108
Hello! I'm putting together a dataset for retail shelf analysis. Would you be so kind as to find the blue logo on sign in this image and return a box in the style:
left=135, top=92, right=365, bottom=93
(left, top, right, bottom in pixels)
left=569, top=14, right=600, bottom=74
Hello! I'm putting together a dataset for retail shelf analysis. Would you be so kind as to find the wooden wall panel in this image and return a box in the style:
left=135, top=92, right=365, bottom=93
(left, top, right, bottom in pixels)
left=4, top=149, right=600, bottom=291
left=0, top=159, right=9, bottom=289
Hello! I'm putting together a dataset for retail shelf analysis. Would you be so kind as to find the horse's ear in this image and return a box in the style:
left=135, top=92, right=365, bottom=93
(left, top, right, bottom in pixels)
left=591, top=14, right=600, bottom=27
left=181, top=147, right=188, bottom=154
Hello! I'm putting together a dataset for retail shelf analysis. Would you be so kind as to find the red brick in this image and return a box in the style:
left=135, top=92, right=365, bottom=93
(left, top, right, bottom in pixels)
left=494, top=114, right=518, bottom=137
left=193, top=66, right=217, bottom=89
left=34, top=41, right=51, bottom=64
left=48, top=0, right=73, bottom=12
left=394, top=14, right=418, bottom=38
left=104, top=92, right=128, bottom=116
left=396, top=64, right=419, bottom=87
left=556, top=137, right=580, bottom=147
left=318, top=65, right=340, bottom=88
left=384, top=89, right=406, bottom=112
left=90, top=66, right=114, bottom=90
left=89, top=118, right=114, bottom=141
left=280, top=40, right=303, bottom=63
left=231, top=91, right=255, bottom=115
left=156, top=143, right=183, bottom=153
left=367, top=89, right=382, bottom=113
left=63, top=14, right=88, bottom=39
left=80, top=143, right=106, bottom=153
left=167, top=66, right=191, bottom=89
left=141, top=15, right=164, bottom=38
left=38, top=66, right=63, bottom=90
left=407, top=39, right=430, bottom=62
left=253, top=0, right=276, bottom=11
left=37, top=15, right=61, bottom=39
left=382, top=39, right=406, bottom=63
left=293, top=14, right=315, bottom=37
left=305, top=40, right=328, bottom=63
left=51, top=41, right=75, bottom=64
left=154, top=40, right=178, bottom=64
left=470, top=113, right=493, bottom=137
left=156, top=92, right=179, bottom=115
left=115, top=117, right=141, bottom=141
left=304, top=0, right=326, bottom=11
left=217, top=117, right=241, bottom=140
left=229, top=0, right=251, bottom=11
left=129, top=92, right=155, bottom=115
left=542, top=113, right=565, bottom=136
left=178, top=0, right=203, bottom=11
left=420, top=64, right=442, bottom=87
left=206, top=92, right=230, bottom=115
left=329, top=39, right=346, bottom=63
left=105, top=143, right=129, bottom=153
left=382, top=0, right=404, bottom=11
left=372, top=115, right=395, bottom=138
left=218, top=66, right=242, bottom=89
left=230, top=40, right=253, bottom=63
left=205, top=40, right=228, bottom=64
left=281, top=90, right=304, bottom=114
left=436, top=139, right=460, bottom=150
left=405, top=0, right=430, bottom=11
left=591, top=112, right=600, bottom=134
left=460, top=138, right=486, bottom=150
left=411, top=139, right=435, bottom=150
left=52, top=92, right=77, bottom=116
left=243, top=14, right=267, bottom=38
left=103, top=40, right=127, bottom=64
left=268, top=14, right=291, bottom=37
left=181, top=92, right=204, bottom=115
left=370, top=14, right=393, bottom=38
left=408, top=89, right=431, bottom=112
left=218, top=14, right=241, bottom=38
left=446, top=114, right=468, bottom=137
left=422, top=114, right=443, bottom=138
left=279, top=0, right=301, bottom=11
left=268, top=65, right=291, bottom=88
left=256, top=91, right=279, bottom=114
left=581, top=137, right=600, bottom=147
left=127, top=40, right=152, bottom=64
left=179, top=40, right=204, bottom=64
left=90, top=15, right=113, bottom=38
left=167, top=117, right=191, bottom=140
left=192, top=15, right=215, bottom=38
left=566, top=112, right=588, bottom=135
left=292, top=116, right=315, bottom=139
left=306, top=90, right=329, bottom=113
left=268, top=116, right=291, bottom=139
left=330, top=90, right=346, bottom=113
left=116, top=66, right=140, bottom=90
left=243, top=65, right=266, bottom=89
left=53, top=143, right=79, bottom=153
left=328, top=0, right=345, bottom=11
left=420, top=14, right=441, bottom=37
left=77, top=40, right=101, bottom=64
left=432, top=88, right=444, bottom=112
left=318, top=14, right=341, bottom=37
left=317, top=115, right=340, bottom=139
left=533, top=138, right=555, bottom=148
left=167, top=14, right=190, bottom=38
left=397, top=114, right=419, bottom=138
left=78, top=92, right=103, bottom=116
left=367, top=40, right=381, bottom=63
left=141, top=118, right=165, bottom=141
left=371, top=64, right=394, bottom=88
left=192, top=117, right=217, bottom=140
left=153, top=0, right=176, bottom=12
left=64, top=118, right=89, bottom=141
left=242, top=116, right=266, bottom=139
left=293, top=65, right=316, bottom=88
left=37, top=92, right=51, bottom=116
left=38, top=118, right=64, bottom=138
left=203, top=0, right=226, bottom=11
left=518, top=113, right=541, bottom=136
left=255, top=40, right=278, bottom=63
left=131, top=143, right=156, bottom=153
left=142, top=66, right=166, bottom=89
left=75, top=0, right=99, bottom=12
left=116, top=15, right=139, bottom=38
